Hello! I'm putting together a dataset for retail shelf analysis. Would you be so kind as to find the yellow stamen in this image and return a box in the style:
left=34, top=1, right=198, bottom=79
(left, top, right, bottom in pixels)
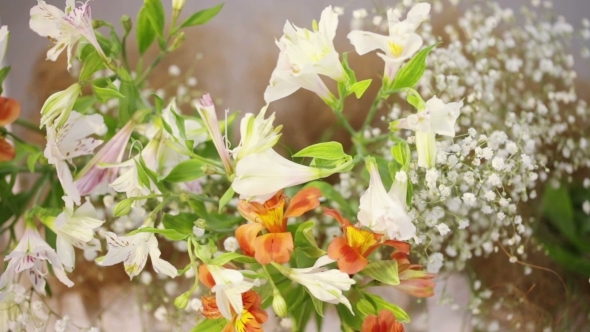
left=388, top=42, right=404, bottom=57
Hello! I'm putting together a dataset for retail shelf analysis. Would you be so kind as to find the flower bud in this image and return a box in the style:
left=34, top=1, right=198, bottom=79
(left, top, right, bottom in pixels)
left=172, top=0, right=186, bottom=20
left=113, top=199, right=132, bottom=217
left=92, top=20, right=108, bottom=29
left=167, top=31, right=185, bottom=52
left=174, top=291, right=191, bottom=309
left=39, top=83, right=81, bottom=128
left=121, top=15, right=132, bottom=34
left=272, top=290, right=287, bottom=318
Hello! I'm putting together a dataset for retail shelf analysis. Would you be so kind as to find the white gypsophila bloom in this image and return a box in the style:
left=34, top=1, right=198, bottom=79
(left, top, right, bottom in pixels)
left=395, top=170, right=408, bottom=183
left=484, top=191, right=497, bottom=201
left=154, top=306, right=167, bottom=322
left=436, top=223, right=451, bottom=236
left=427, top=252, right=444, bottom=274
left=54, top=315, right=71, bottom=332
left=462, top=193, right=477, bottom=206
left=582, top=201, right=590, bottom=215
left=491, top=157, right=505, bottom=171
left=223, top=237, right=239, bottom=252
left=193, top=226, right=205, bottom=237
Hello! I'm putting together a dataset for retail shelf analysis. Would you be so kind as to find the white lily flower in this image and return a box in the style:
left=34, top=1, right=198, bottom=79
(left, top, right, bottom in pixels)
left=232, top=148, right=337, bottom=201
left=100, top=231, right=177, bottom=279
left=51, top=196, right=105, bottom=272
left=109, top=157, right=160, bottom=207
left=29, top=0, right=106, bottom=70
left=44, top=111, right=105, bottom=205
left=0, top=26, right=8, bottom=65
left=393, top=96, right=462, bottom=168
left=357, top=157, right=415, bottom=240
left=194, top=94, right=233, bottom=175
left=348, top=3, right=430, bottom=87
left=273, top=256, right=355, bottom=313
left=206, top=265, right=256, bottom=320
left=265, top=6, right=347, bottom=104
left=39, top=83, right=81, bottom=129
left=232, top=106, right=281, bottom=162
left=0, top=226, right=73, bottom=300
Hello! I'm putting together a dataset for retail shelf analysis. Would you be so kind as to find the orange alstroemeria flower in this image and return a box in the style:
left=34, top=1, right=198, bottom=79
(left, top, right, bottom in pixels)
left=390, top=251, right=435, bottom=298
left=236, top=188, right=322, bottom=265
left=325, top=208, right=410, bottom=275
left=361, top=310, right=405, bottom=332
left=201, top=290, right=268, bottom=332
left=0, top=97, right=21, bottom=162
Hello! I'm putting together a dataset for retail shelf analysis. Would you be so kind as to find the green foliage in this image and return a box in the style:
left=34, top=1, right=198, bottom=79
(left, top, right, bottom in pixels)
left=191, top=318, right=226, bottom=332
left=294, top=141, right=348, bottom=160
left=304, top=181, right=356, bottom=217
left=129, top=226, right=188, bottom=241
left=161, top=159, right=207, bottom=183
left=180, top=3, right=225, bottom=29
left=388, top=43, right=439, bottom=92
left=359, top=260, right=400, bottom=285
left=0, top=66, right=10, bottom=94
left=143, top=0, right=165, bottom=38
left=362, top=292, right=410, bottom=323
left=218, top=187, right=234, bottom=212
left=162, top=212, right=196, bottom=235
left=79, top=49, right=105, bottom=81
left=294, top=221, right=325, bottom=258
left=117, top=68, right=139, bottom=124
left=93, top=82, right=126, bottom=102
left=136, top=5, right=156, bottom=54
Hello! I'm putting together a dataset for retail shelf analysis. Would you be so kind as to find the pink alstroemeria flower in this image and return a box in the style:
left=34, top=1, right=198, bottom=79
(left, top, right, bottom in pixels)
left=194, top=94, right=233, bottom=176
left=75, top=120, right=135, bottom=196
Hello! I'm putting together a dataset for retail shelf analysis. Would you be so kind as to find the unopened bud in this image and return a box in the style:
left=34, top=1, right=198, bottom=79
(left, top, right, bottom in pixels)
left=201, top=164, right=219, bottom=175
left=272, top=290, right=287, bottom=318
left=92, top=20, right=108, bottom=29
left=121, top=15, right=132, bottom=33
left=167, top=31, right=185, bottom=52
left=172, top=0, right=186, bottom=15
left=174, top=291, right=191, bottom=309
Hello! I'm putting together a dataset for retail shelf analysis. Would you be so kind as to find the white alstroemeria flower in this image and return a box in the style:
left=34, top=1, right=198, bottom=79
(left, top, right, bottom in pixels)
left=29, top=0, right=106, bottom=70
left=0, top=226, right=73, bottom=300
left=44, top=111, right=105, bottom=205
left=392, top=96, right=462, bottom=168
left=109, top=157, right=160, bottom=207
left=0, top=26, right=9, bottom=65
left=39, top=83, right=81, bottom=129
left=358, top=157, right=415, bottom=240
left=51, top=196, right=105, bottom=272
left=265, top=6, right=347, bottom=105
left=232, top=148, right=341, bottom=202
left=348, top=3, right=430, bottom=87
left=273, top=256, right=355, bottom=313
left=194, top=94, right=233, bottom=175
left=232, top=106, right=281, bottom=162
left=100, top=231, right=177, bottom=279
left=207, top=265, right=256, bottom=320
left=75, top=120, right=135, bottom=196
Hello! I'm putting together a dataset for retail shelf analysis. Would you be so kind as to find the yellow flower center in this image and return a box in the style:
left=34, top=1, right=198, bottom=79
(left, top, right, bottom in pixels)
left=388, top=42, right=404, bottom=57
left=234, top=310, right=256, bottom=332
left=346, top=226, right=379, bottom=256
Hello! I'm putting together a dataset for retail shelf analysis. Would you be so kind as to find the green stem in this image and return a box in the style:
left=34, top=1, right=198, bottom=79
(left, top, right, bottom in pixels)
left=136, top=51, right=167, bottom=86
left=14, top=119, right=44, bottom=134
left=361, top=88, right=385, bottom=132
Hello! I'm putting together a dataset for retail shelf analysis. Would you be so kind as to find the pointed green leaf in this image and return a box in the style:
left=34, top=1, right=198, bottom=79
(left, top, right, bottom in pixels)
left=180, top=3, right=224, bottom=29
left=360, top=260, right=400, bottom=285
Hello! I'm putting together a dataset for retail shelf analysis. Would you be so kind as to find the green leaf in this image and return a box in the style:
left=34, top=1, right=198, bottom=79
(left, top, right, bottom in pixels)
left=294, top=221, right=325, bottom=258
left=27, top=152, right=42, bottom=173
left=218, top=187, right=234, bottom=212
left=190, top=318, right=226, bottom=332
left=93, top=85, right=126, bottom=102
left=143, top=0, right=165, bottom=37
left=130, top=227, right=188, bottom=241
left=136, top=5, right=156, bottom=54
left=542, top=184, right=575, bottom=240
left=161, top=159, right=207, bottom=183
left=406, top=181, right=414, bottom=206
left=336, top=303, right=362, bottom=330
left=360, top=260, right=400, bottom=285
left=209, top=252, right=256, bottom=266
left=117, top=68, right=138, bottom=124
left=134, top=158, right=152, bottom=188
left=340, top=52, right=356, bottom=84
left=349, top=79, right=372, bottom=99
left=406, top=88, right=426, bottom=111
left=390, top=43, right=439, bottom=91
left=363, top=292, right=410, bottom=323
left=391, top=141, right=411, bottom=169
left=0, top=66, right=11, bottom=93
left=79, top=50, right=105, bottom=82
left=294, top=142, right=348, bottom=160
left=180, top=3, right=224, bottom=29
left=304, top=181, right=356, bottom=217
left=308, top=290, right=325, bottom=317
left=162, top=213, right=196, bottom=235
left=356, top=298, right=377, bottom=317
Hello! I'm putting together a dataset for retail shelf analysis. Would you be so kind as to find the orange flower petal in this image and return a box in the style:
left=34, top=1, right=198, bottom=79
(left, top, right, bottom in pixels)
left=345, top=226, right=381, bottom=257
left=238, top=192, right=286, bottom=233
left=394, top=278, right=435, bottom=298
left=0, top=97, right=21, bottom=126
left=323, top=207, right=352, bottom=227
left=201, top=295, right=223, bottom=319
left=390, top=252, right=411, bottom=272
left=284, top=187, right=322, bottom=218
left=327, top=236, right=368, bottom=275
left=235, top=223, right=264, bottom=257
left=0, top=137, right=15, bottom=162
left=361, top=310, right=405, bottom=332
left=382, top=240, right=411, bottom=255
left=253, top=232, right=293, bottom=265
left=198, top=265, right=216, bottom=289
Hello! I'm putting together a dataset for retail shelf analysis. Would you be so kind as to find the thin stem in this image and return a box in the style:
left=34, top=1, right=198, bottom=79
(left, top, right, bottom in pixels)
left=333, top=110, right=357, bottom=137
left=136, top=51, right=167, bottom=86
left=14, top=118, right=44, bottom=134
left=361, top=88, right=384, bottom=132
